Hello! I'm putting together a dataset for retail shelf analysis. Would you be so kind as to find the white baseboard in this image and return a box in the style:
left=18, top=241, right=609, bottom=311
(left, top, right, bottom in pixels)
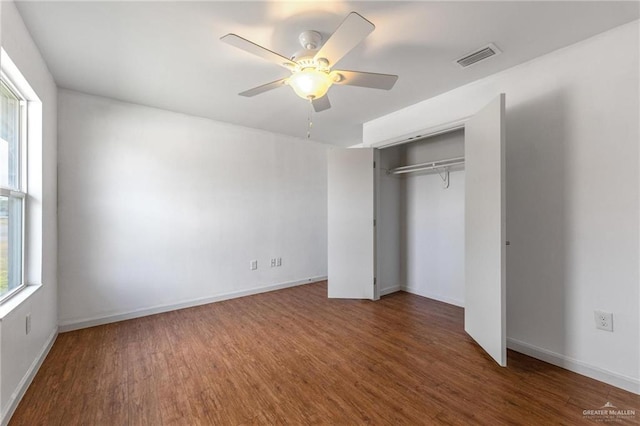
left=401, top=285, right=464, bottom=307
left=1, top=328, right=58, bottom=426
left=507, top=337, right=640, bottom=395
left=379, top=285, right=402, bottom=296
left=58, top=276, right=327, bottom=332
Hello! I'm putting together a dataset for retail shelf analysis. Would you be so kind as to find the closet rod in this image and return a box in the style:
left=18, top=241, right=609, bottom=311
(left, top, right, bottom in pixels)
left=389, top=156, right=465, bottom=175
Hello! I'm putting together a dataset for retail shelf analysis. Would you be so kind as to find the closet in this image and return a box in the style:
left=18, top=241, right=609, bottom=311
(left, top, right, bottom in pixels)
left=376, top=129, right=466, bottom=308
left=327, top=94, right=506, bottom=366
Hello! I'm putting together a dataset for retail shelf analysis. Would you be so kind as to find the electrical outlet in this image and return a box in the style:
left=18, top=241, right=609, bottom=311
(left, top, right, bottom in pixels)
left=26, top=313, right=31, bottom=335
left=250, top=260, right=257, bottom=270
left=594, top=310, right=613, bottom=332
left=276, top=257, right=282, bottom=267
left=270, top=258, right=277, bottom=267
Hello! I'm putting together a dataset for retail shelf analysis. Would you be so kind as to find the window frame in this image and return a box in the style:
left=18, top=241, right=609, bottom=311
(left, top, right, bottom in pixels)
left=0, top=71, right=28, bottom=303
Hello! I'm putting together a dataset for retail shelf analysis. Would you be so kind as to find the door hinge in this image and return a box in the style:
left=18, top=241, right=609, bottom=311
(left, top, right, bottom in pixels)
left=374, top=277, right=377, bottom=286
left=373, top=161, right=376, bottom=168
left=373, top=219, right=376, bottom=226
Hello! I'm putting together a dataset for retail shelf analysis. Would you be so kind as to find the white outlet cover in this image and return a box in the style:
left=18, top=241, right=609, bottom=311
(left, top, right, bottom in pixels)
left=594, top=310, right=613, bottom=332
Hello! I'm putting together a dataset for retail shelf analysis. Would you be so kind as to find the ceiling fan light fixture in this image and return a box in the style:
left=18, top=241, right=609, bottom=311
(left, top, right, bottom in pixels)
left=221, top=11, right=398, bottom=113
left=288, top=68, right=333, bottom=100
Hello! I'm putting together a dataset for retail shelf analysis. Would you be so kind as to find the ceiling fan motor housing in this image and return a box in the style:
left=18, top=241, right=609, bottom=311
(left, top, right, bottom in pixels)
left=291, top=50, right=318, bottom=66
left=292, top=31, right=330, bottom=72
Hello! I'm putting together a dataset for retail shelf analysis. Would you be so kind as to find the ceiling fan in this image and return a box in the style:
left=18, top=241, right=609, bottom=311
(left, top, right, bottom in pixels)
left=221, top=12, right=398, bottom=113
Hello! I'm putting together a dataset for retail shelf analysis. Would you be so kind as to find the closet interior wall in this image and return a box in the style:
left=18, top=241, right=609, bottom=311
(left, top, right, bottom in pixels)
left=377, top=129, right=466, bottom=306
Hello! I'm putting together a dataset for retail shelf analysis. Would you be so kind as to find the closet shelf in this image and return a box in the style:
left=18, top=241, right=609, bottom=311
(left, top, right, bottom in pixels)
left=388, top=156, right=465, bottom=175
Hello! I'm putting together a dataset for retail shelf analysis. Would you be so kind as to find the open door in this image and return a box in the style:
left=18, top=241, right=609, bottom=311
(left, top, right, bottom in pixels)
left=464, top=94, right=507, bottom=366
left=327, top=148, right=375, bottom=299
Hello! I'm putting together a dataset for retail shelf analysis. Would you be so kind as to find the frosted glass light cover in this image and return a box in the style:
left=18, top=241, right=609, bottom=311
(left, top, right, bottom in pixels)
left=288, top=69, right=332, bottom=100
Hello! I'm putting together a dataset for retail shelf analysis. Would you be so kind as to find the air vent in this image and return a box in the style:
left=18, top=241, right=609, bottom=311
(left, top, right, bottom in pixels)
left=455, top=43, right=501, bottom=68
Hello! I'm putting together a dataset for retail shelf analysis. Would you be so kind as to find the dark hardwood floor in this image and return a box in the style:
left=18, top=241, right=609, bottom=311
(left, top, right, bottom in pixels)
left=10, top=281, right=639, bottom=425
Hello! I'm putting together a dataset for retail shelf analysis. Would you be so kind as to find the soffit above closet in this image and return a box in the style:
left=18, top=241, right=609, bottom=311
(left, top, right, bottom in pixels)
left=14, top=1, right=640, bottom=147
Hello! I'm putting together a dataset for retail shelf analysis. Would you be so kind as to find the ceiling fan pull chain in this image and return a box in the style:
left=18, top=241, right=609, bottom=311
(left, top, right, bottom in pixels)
left=307, top=98, right=313, bottom=139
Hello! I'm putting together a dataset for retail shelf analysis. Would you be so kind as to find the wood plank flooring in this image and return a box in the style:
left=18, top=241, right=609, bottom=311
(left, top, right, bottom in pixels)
left=10, top=281, right=639, bottom=425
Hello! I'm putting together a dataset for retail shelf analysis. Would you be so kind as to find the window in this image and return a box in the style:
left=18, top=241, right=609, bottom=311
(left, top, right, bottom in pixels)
left=0, top=75, right=26, bottom=301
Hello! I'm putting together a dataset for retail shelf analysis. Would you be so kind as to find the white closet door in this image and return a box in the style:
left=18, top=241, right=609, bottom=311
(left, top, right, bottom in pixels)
left=328, top=148, right=375, bottom=299
left=464, top=94, right=507, bottom=366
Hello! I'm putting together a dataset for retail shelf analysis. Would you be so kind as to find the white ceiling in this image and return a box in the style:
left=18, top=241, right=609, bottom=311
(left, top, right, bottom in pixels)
left=15, top=1, right=639, bottom=147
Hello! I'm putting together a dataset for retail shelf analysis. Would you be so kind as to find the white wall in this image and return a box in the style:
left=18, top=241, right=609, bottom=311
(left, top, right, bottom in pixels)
left=57, top=90, right=328, bottom=329
left=0, top=1, right=58, bottom=423
left=403, top=132, right=465, bottom=306
left=403, top=170, right=464, bottom=306
left=365, top=21, right=640, bottom=393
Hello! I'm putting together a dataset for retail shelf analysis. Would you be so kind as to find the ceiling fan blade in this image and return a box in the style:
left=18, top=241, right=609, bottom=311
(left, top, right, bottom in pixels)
left=221, top=34, right=297, bottom=70
left=314, top=12, right=375, bottom=67
left=332, top=70, right=398, bottom=90
left=312, top=95, right=331, bottom=112
left=239, top=78, right=288, bottom=97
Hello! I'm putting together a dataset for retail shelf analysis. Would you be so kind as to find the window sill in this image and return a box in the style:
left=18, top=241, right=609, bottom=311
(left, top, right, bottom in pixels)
left=0, top=284, right=43, bottom=320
